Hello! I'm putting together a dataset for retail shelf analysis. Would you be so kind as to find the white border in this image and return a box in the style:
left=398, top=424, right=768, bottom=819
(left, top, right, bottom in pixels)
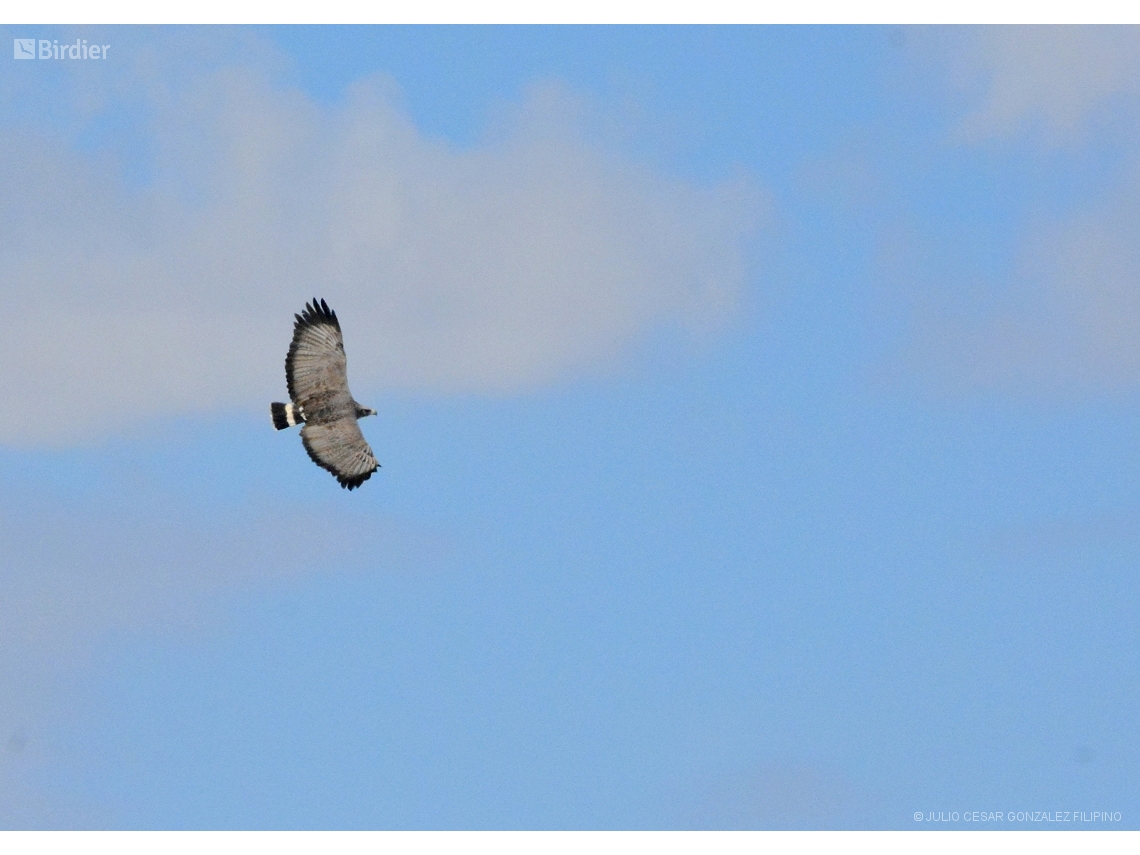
left=1, top=831, right=1140, bottom=854
left=5, top=1, right=1140, bottom=25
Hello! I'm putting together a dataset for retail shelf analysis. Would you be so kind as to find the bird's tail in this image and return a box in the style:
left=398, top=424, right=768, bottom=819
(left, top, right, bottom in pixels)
left=271, top=402, right=305, bottom=430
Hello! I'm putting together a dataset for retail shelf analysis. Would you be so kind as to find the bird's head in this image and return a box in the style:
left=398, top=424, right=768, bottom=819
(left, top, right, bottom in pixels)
left=356, top=406, right=378, bottom=419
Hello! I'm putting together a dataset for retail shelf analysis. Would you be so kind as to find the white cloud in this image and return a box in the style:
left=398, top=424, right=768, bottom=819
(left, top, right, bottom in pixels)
left=889, top=178, right=1140, bottom=397
left=938, top=26, right=1140, bottom=143
left=0, top=47, right=764, bottom=447
left=886, top=27, right=1140, bottom=397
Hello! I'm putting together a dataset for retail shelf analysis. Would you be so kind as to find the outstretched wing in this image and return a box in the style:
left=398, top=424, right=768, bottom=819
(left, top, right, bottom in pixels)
left=300, top=419, right=379, bottom=490
left=286, top=299, right=348, bottom=410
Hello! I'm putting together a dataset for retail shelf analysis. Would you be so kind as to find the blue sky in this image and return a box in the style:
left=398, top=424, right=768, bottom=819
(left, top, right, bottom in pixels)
left=1, top=25, right=1138, bottom=830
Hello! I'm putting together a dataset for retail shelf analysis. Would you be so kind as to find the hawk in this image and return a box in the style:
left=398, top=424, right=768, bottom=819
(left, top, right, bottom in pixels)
left=271, top=299, right=379, bottom=489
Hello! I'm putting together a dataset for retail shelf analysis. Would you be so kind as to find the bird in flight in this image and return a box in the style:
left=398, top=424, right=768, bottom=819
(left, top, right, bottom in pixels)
left=271, top=299, right=379, bottom=489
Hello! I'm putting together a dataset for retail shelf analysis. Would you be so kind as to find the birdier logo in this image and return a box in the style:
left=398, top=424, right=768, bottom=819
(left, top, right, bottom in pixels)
left=13, top=38, right=109, bottom=60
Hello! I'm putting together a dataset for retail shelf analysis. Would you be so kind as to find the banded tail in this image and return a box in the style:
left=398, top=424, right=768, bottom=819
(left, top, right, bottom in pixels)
left=271, top=402, right=305, bottom=430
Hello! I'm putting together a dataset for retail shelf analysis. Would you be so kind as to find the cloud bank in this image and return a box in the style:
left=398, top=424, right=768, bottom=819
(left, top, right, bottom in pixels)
left=894, top=181, right=1140, bottom=397
left=0, top=42, right=763, bottom=447
left=896, top=27, right=1140, bottom=397
left=943, top=26, right=1140, bottom=143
